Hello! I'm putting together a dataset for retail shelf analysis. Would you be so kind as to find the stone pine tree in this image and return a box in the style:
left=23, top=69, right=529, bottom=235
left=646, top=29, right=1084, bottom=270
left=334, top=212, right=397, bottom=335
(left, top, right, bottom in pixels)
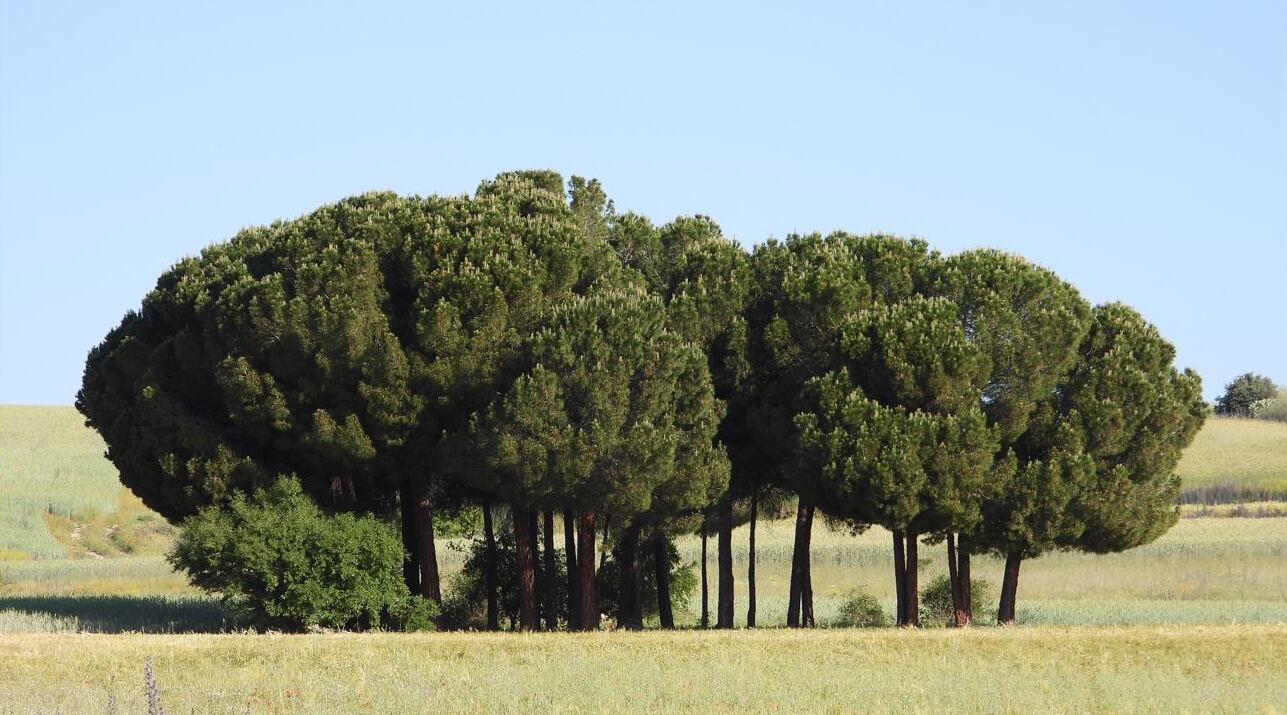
left=470, top=286, right=727, bottom=631
left=795, top=294, right=997, bottom=626
left=77, top=193, right=444, bottom=602
left=749, top=232, right=937, bottom=626
left=929, top=249, right=1092, bottom=625
left=981, top=302, right=1205, bottom=624
left=607, top=211, right=753, bottom=628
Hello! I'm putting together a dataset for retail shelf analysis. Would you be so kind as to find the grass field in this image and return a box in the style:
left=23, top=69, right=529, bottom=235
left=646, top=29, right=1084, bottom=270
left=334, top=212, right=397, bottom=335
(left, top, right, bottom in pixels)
left=1176, top=416, right=1287, bottom=501
left=1, top=627, right=1284, bottom=714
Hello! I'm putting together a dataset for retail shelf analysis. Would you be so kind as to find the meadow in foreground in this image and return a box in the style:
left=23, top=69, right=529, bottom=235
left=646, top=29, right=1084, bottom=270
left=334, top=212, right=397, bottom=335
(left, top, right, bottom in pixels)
left=1, top=627, right=1283, bottom=714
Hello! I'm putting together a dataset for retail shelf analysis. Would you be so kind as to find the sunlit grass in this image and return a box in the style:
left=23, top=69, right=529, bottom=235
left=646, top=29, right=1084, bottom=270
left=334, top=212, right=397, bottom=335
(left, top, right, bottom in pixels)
left=1176, top=416, right=1287, bottom=490
left=0, top=627, right=1283, bottom=714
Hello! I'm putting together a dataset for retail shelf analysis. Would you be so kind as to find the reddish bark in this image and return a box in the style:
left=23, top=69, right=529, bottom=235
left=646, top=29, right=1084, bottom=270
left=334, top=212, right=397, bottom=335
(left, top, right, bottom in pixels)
left=410, top=477, right=440, bottom=602
left=902, top=532, right=920, bottom=627
left=399, top=479, right=420, bottom=594
left=700, top=530, right=709, bottom=628
left=800, top=504, right=815, bottom=627
left=513, top=503, right=537, bottom=632
left=788, top=501, right=808, bottom=627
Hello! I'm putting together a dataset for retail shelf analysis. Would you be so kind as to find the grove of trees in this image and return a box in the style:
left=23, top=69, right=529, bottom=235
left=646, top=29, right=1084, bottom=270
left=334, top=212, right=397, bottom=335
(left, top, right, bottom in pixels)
left=77, top=171, right=1208, bottom=631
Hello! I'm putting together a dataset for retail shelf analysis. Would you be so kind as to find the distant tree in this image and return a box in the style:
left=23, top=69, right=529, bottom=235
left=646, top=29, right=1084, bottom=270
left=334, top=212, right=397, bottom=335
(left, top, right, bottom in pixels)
left=1214, top=373, right=1277, bottom=417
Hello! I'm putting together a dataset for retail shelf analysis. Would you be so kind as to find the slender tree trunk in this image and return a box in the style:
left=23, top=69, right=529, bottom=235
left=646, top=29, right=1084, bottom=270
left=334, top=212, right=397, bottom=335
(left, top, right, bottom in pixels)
left=716, top=498, right=735, bottom=629
left=958, top=534, right=973, bottom=626
left=998, top=552, right=1022, bottom=626
left=747, top=482, right=758, bottom=628
left=947, top=532, right=962, bottom=627
left=399, top=479, right=420, bottom=594
left=893, top=530, right=907, bottom=626
left=527, top=509, right=541, bottom=628
left=619, top=524, right=643, bottom=630
left=788, top=500, right=808, bottom=627
left=800, top=504, right=815, bottom=627
left=483, top=500, right=499, bottom=631
left=513, top=503, right=537, bottom=632
left=700, top=530, right=709, bottom=628
left=543, top=510, right=558, bottom=631
left=575, top=511, right=597, bottom=631
left=903, top=532, right=920, bottom=627
left=563, top=510, right=580, bottom=631
left=411, top=478, right=440, bottom=602
left=653, top=534, right=674, bottom=629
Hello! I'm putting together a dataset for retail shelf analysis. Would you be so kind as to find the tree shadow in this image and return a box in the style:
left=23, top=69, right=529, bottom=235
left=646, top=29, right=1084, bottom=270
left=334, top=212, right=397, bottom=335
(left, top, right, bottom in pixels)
left=0, top=594, right=232, bottom=633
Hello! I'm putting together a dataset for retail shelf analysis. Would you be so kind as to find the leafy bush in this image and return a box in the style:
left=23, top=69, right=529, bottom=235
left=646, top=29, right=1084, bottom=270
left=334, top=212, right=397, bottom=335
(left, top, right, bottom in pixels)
left=920, top=574, right=994, bottom=626
left=169, top=477, right=434, bottom=632
left=830, top=586, right=889, bottom=627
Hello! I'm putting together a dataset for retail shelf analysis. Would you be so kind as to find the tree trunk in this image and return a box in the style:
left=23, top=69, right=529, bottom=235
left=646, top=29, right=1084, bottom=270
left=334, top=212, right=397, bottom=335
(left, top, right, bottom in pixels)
left=800, top=503, right=815, bottom=628
left=903, top=532, right=920, bottom=627
left=543, top=510, right=558, bottom=631
left=998, top=552, right=1022, bottom=626
left=527, top=509, right=541, bottom=628
left=619, top=524, right=643, bottom=630
left=653, top=534, right=674, bottom=629
left=700, top=530, right=709, bottom=628
left=513, top=503, right=537, bottom=632
left=483, top=500, right=499, bottom=631
left=575, top=511, right=597, bottom=631
left=947, top=532, right=963, bottom=627
left=716, top=498, right=735, bottom=629
left=399, top=479, right=420, bottom=594
left=958, top=534, right=972, bottom=626
left=410, top=477, right=440, bottom=602
left=563, top=510, right=580, bottom=631
left=892, top=530, right=907, bottom=626
left=788, top=500, right=808, bottom=627
left=747, top=482, right=758, bottom=628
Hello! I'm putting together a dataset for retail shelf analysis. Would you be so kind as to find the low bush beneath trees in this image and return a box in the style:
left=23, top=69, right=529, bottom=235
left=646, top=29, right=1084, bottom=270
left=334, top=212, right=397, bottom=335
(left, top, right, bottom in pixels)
left=169, top=478, right=434, bottom=632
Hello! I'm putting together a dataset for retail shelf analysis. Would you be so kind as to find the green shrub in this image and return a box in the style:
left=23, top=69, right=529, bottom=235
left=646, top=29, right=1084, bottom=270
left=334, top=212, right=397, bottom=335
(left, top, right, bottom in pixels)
left=831, top=586, right=889, bottom=627
left=1215, top=373, right=1277, bottom=417
left=596, top=538, right=697, bottom=624
left=169, top=477, right=433, bottom=632
left=920, top=574, right=994, bottom=626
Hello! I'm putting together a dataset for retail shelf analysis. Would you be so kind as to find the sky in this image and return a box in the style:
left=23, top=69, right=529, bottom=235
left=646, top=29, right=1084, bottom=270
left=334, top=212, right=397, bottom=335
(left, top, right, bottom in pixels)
left=1, top=1, right=1283, bottom=405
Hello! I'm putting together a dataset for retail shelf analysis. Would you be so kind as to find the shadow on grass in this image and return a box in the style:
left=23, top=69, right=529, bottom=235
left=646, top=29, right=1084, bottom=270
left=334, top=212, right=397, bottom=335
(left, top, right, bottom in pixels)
left=0, top=594, right=232, bottom=633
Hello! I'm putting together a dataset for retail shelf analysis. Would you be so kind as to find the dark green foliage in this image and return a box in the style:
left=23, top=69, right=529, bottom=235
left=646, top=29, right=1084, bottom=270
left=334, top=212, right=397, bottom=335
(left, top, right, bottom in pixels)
left=920, top=575, right=993, bottom=625
left=831, top=587, right=890, bottom=628
left=169, top=478, right=433, bottom=632
left=1062, top=304, right=1208, bottom=553
left=1214, top=373, right=1278, bottom=417
left=472, top=285, right=727, bottom=520
left=795, top=294, right=997, bottom=536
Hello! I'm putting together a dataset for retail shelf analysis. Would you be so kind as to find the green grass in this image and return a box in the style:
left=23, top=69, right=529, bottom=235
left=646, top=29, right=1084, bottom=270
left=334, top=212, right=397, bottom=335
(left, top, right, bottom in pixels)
left=0, top=627, right=1283, bottom=714
left=1176, top=416, right=1287, bottom=498
left=0, top=405, right=124, bottom=558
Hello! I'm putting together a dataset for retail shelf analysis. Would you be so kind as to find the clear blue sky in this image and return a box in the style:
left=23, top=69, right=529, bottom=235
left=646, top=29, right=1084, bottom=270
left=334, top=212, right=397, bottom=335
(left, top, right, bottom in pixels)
left=1, top=1, right=1283, bottom=405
